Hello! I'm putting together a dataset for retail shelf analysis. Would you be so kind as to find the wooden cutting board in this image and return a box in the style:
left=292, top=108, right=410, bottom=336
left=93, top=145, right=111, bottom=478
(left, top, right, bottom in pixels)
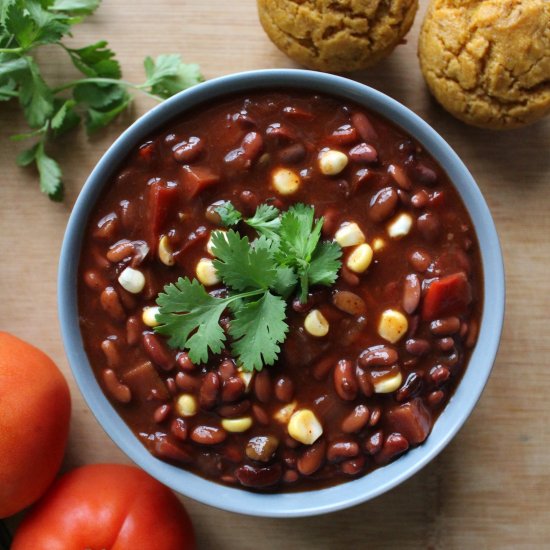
left=1, top=0, right=549, bottom=547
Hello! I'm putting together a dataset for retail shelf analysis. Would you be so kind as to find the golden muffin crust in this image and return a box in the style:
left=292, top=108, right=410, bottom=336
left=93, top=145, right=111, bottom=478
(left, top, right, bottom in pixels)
left=418, top=0, right=550, bottom=129
left=257, top=0, right=418, bottom=72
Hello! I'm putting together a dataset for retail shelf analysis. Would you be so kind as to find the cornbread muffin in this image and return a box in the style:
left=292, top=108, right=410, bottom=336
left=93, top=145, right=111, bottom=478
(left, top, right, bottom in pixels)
left=418, top=0, right=550, bottom=129
left=257, top=0, right=419, bottom=72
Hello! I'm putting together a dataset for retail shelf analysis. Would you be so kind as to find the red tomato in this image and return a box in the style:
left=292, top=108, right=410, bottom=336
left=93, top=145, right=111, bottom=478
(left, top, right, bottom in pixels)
left=12, top=464, right=196, bottom=550
left=422, top=272, right=472, bottom=320
left=0, top=332, right=71, bottom=518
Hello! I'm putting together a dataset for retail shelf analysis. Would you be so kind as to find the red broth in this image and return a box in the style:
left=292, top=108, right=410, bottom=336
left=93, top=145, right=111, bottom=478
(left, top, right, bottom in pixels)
left=78, top=91, right=482, bottom=491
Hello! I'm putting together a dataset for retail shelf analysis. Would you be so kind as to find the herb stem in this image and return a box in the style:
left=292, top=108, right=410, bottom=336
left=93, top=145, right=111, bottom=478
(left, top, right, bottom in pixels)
left=0, top=47, right=22, bottom=53
left=52, top=77, right=163, bottom=102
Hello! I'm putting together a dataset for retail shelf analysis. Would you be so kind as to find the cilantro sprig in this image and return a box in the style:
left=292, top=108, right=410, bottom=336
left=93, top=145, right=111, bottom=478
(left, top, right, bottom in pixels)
left=0, top=0, right=203, bottom=200
left=155, top=203, right=342, bottom=372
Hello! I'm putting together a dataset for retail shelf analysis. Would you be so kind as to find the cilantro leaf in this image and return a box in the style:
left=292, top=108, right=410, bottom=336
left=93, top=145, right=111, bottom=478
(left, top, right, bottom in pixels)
left=216, top=201, right=242, bottom=227
left=0, top=78, right=17, bottom=101
left=143, top=54, right=203, bottom=99
left=307, top=240, right=342, bottom=287
left=84, top=91, right=131, bottom=133
left=155, top=278, right=231, bottom=364
left=211, top=230, right=278, bottom=291
left=50, top=98, right=80, bottom=136
left=16, top=143, right=38, bottom=166
left=49, top=0, right=100, bottom=16
left=246, top=203, right=281, bottom=240
left=66, top=40, right=121, bottom=78
left=230, top=292, right=288, bottom=372
left=35, top=142, right=63, bottom=200
left=17, top=56, right=53, bottom=128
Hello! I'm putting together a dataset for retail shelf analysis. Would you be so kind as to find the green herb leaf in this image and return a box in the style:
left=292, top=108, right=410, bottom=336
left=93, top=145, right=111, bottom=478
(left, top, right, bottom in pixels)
left=230, top=292, right=288, bottom=372
left=143, top=54, right=203, bottom=99
left=306, top=240, right=343, bottom=287
left=155, top=277, right=233, bottom=364
left=84, top=91, right=131, bottom=133
left=246, top=203, right=281, bottom=240
left=50, top=98, right=80, bottom=136
left=17, top=56, right=53, bottom=128
left=49, top=0, right=100, bottom=16
left=216, top=201, right=242, bottom=227
left=211, top=230, right=278, bottom=292
left=16, top=143, right=38, bottom=166
left=35, top=142, right=63, bottom=200
left=66, top=40, right=121, bottom=78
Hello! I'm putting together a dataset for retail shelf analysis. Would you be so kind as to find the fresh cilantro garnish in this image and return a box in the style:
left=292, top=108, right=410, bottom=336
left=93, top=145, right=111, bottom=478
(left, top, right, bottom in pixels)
left=155, top=203, right=342, bottom=372
left=0, top=0, right=203, bottom=200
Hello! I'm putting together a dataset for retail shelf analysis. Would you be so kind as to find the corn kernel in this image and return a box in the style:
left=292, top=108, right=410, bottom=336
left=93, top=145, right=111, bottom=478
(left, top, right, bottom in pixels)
left=221, top=416, right=253, bottom=433
left=378, top=309, right=409, bottom=343
left=274, top=401, right=297, bottom=424
left=373, top=371, right=403, bottom=394
left=195, top=258, right=220, bottom=286
left=319, top=149, right=348, bottom=176
left=304, top=309, right=329, bottom=337
left=334, top=222, right=365, bottom=247
left=158, top=235, right=175, bottom=266
left=387, top=213, right=413, bottom=239
left=237, top=369, right=254, bottom=392
left=272, top=167, right=300, bottom=195
left=142, top=306, right=160, bottom=327
left=346, top=243, right=373, bottom=273
left=118, top=267, right=145, bottom=294
left=288, top=409, right=323, bottom=445
left=176, top=394, right=197, bottom=417
left=372, top=238, right=386, bottom=251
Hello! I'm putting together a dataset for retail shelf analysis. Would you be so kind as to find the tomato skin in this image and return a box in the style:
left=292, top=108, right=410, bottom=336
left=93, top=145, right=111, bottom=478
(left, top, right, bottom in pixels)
left=12, top=464, right=196, bottom=550
left=0, top=332, right=71, bottom=518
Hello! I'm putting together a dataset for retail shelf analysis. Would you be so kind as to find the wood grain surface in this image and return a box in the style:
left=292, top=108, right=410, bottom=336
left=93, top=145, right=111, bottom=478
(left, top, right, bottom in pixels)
left=1, top=1, right=549, bottom=548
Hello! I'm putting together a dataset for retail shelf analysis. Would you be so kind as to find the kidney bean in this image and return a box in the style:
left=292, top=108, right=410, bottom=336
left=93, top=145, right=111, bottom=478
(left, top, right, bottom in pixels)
left=355, top=365, right=374, bottom=397
left=283, top=470, right=299, bottom=483
left=332, top=290, right=366, bottom=315
left=368, top=186, right=398, bottom=222
left=217, top=400, right=251, bottom=418
left=341, top=404, right=370, bottom=433
left=239, top=189, right=260, bottom=216
left=106, top=240, right=135, bottom=263
left=199, top=372, right=220, bottom=409
left=176, top=352, right=196, bottom=372
left=205, top=200, right=225, bottom=225
left=102, top=368, right=131, bottom=403
left=221, top=376, right=245, bottom=403
left=405, top=338, right=430, bottom=356
left=165, top=377, right=177, bottom=396
left=266, top=122, right=296, bottom=143
left=252, top=403, right=270, bottom=425
left=408, top=248, right=432, bottom=272
left=100, top=287, right=125, bottom=322
left=349, top=142, right=377, bottom=163
left=333, top=360, right=358, bottom=401
left=388, top=164, right=412, bottom=190
left=364, top=430, right=383, bottom=455
left=224, top=131, right=263, bottom=170
left=417, top=212, right=441, bottom=242
left=329, top=124, right=358, bottom=144
left=395, top=372, right=423, bottom=402
left=275, top=376, right=294, bottom=402
left=411, top=189, right=429, bottom=208
left=175, top=371, right=200, bottom=392
left=117, top=287, right=137, bottom=311
left=154, top=404, right=171, bottom=423
left=153, top=439, right=192, bottom=463
left=430, top=316, right=461, bottom=335
left=236, top=463, right=282, bottom=488
left=171, top=418, right=188, bottom=440
left=436, top=337, right=455, bottom=351
left=374, top=433, right=409, bottom=464
left=119, top=199, right=138, bottom=230
left=279, top=142, right=306, bottom=164
left=397, top=189, right=411, bottom=207
left=253, top=369, right=272, bottom=403
left=101, top=338, right=120, bottom=368
left=340, top=266, right=360, bottom=286
left=281, top=448, right=297, bottom=468
left=402, top=273, right=421, bottom=314
left=246, top=435, right=280, bottom=463
left=284, top=436, right=300, bottom=449
left=430, top=365, right=451, bottom=385
left=297, top=439, right=326, bottom=476
left=412, top=162, right=437, bottom=185
left=217, top=358, right=236, bottom=381
left=126, top=315, right=141, bottom=346
left=83, top=269, right=108, bottom=292
left=427, top=389, right=445, bottom=407
left=351, top=112, right=378, bottom=143
left=369, top=406, right=382, bottom=427
left=341, top=455, right=366, bottom=476
left=191, top=425, right=227, bottom=445
left=327, top=440, right=359, bottom=463
left=466, top=319, right=479, bottom=348
left=142, top=333, right=175, bottom=371
left=358, top=345, right=398, bottom=368
left=443, top=350, right=460, bottom=367
left=283, top=105, right=314, bottom=120
left=312, top=355, right=337, bottom=381
left=94, top=212, right=118, bottom=240
left=173, top=136, right=203, bottom=164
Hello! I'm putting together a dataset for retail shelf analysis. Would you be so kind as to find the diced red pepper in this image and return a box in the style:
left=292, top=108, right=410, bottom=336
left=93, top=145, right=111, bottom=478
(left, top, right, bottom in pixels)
left=179, top=165, right=220, bottom=198
left=149, top=181, right=179, bottom=248
left=422, top=271, right=472, bottom=320
left=386, top=398, right=432, bottom=445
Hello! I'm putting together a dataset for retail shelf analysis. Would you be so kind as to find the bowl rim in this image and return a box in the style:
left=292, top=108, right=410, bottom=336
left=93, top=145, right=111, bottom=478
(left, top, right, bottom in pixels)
left=58, top=68, right=505, bottom=518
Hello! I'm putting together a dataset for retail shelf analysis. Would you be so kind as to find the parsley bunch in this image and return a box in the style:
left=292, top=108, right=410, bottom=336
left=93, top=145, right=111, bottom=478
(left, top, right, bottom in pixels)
left=155, top=203, right=342, bottom=372
left=0, top=0, right=202, bottom=200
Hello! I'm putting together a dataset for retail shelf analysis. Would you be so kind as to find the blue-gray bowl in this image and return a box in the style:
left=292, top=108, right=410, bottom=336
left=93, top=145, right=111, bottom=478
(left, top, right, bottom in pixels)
left=58, top=69, right=505, bottom=517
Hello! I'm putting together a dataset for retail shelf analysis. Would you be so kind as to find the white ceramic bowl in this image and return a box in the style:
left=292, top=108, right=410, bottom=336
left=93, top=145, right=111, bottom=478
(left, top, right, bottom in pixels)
left=58, top=69, right=505, bottom=517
